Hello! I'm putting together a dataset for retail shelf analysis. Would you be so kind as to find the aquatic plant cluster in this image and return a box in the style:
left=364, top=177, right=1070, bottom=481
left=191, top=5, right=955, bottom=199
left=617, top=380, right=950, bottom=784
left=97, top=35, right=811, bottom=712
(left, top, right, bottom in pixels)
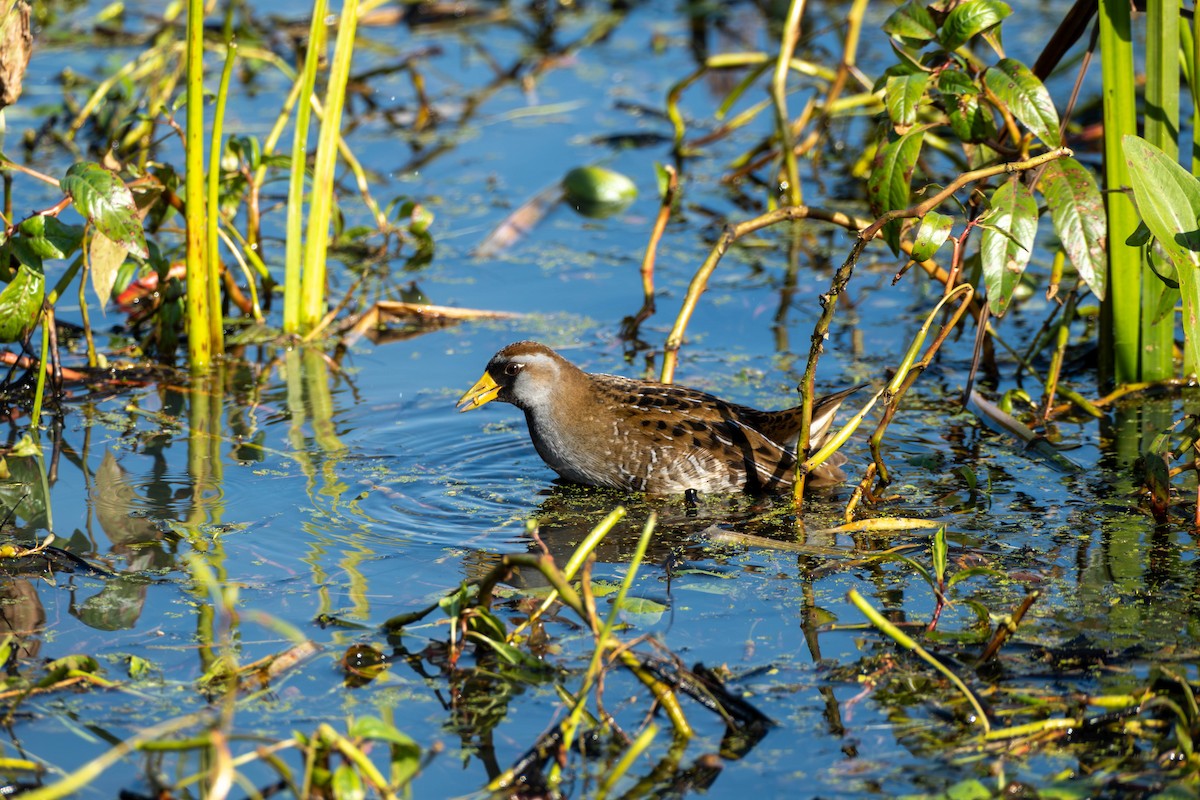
left=0, top=0, right=1197, bottom=797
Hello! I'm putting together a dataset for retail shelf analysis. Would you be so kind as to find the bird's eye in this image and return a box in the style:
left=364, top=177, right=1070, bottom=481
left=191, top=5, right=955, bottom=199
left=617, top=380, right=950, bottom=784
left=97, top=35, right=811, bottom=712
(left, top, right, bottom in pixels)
left=504, top=362, right=523, bottom=377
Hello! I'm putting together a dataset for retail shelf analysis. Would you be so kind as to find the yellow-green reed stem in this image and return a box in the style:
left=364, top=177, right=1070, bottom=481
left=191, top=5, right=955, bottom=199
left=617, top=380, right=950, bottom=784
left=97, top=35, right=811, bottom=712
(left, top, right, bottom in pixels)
left=770, top=0, right=806, bottom=207
left=1098, top=0, right=1144, bottom=384
left=848, top=588, right=991, bottom=733
left=217, top=227, right=263, bottom=321
left=300, top=0, right=360, bottom=331
left=184, top=0, right=212, bottom=372
left=508, top=506, right=626, bottom=641
left=205, top=40, right=237, bottom=353
left=1144, top=0, right=1181, bottom=377
left=596, top=722, right=658, bottom=800
left=30, top=306, right=49, bottom=430
left=317, top=724, right=396, bottom=799
left=553, top=513, right=657, bottom=786
left=19, top=711, right=216, bottom=800
left=283, top=0, right=327, bottom=335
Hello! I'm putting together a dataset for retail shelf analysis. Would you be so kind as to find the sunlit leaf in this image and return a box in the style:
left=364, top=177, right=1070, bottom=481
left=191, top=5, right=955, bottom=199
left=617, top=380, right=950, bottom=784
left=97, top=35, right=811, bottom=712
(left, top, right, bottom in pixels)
left=980, top=178, right=1037, bottom=317
left=562, top=165, right=637, bottom=218
left=1039, top=158, right=1106, bottom=300
left=0, top=264, right=44, bottom=342
left=912, top=211, right=954, bottom=261
left=932, top=527, right=947, bottom=585
left=16, top=215, right=83, bottom=259
left=983, top=59, right=1061, bottom=148
left=885, top=72, right=929, bottom=131
left=883, top=0, right=938, bottom=42
left=867, top=127, right=926, bottom=254
left=350, top=716, right=421, bottom=751
left=1122, top=135, right=1200, bottom=371
left=59, top=162, right=149, bottom=258
left=89, top=230, right=129, bottom=309
left=940, top=0, right=1011, bottom=51
left=883, top=0, right=936, bottom=42
left=331, top=763, right=365, bottom=800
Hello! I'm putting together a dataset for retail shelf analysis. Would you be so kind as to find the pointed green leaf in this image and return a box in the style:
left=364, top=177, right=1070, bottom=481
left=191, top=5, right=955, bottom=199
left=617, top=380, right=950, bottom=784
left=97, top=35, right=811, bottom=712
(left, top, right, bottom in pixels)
left=932, top=526, right=947, bottom=584
left=885, top=72, right=930, bottom=131
left=884, top=0, right=938, bottom=42
left=980, top=178, right=1037, bottom=317
left=940, top=0, right=1011, bottom=51
left=912, top=211, right=954, bottom=261
left=59, top=162, right=149, bottom=259
left=0, top=264, right=44, bottom=342
left=983, top=59, right=1061, bottom=147
left=867, top=127, right=926, bottom=254
left=938, top=70, right=996, bottom=143
left=1122, top=135, right=1200, bottom=371
left=349, top=716, right=421, bottom=750
left=1040, top=157, right=1106, bottom=300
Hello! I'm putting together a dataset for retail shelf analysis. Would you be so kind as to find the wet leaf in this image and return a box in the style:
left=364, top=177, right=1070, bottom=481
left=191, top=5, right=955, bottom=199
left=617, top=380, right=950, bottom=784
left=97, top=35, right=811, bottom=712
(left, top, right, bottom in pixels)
left=0, top=263, right=44, bottom=342
left=983, top=59, right=1061, bottom=148
left=980, top=178, right=1037, bottom=317
left=911, top=211, right=954, bottom=261
left=59, top=162, right=149, bottom=258
left=940, top=0, right=1011, bottom=51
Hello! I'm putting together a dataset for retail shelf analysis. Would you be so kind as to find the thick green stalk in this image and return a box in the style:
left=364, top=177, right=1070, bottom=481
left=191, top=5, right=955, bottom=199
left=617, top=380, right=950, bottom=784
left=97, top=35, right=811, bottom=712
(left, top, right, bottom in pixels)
left=184, top=0, right=211, bottom=371
left=1143, top=0, right=1180, bottom=378
left=300, top=0, right=359, bottom=330
left=205, top=39, right=237, bottom=358
left=283, top=0, right=328, bottom=335
left=1098, top=0, right=1143, bottom=384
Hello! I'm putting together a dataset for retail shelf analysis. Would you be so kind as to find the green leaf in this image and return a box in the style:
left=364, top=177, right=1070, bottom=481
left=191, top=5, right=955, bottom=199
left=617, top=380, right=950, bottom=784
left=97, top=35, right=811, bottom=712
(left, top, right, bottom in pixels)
left=940, top=0, right=1011, bottom=51
left=16, top=216, right=84, bottom=260
left=911, top=211, right=954, bottom=261
left=1040, top=158, right=1106, bottom=300
left=562, top=165, right=637, bottom=218
left=349, top=716, right=421, bottom=751
left=0, top=264, right=44, bottom=342
left=1126, top=220, right=1153, bottom=247
left=980, top=178, right=1038, bottom=317
left=1122, top=135, right=1200, bottom=372
left=617, top=596, right=668, bottom=615
left=945, top=565, right=1005, bottom=588
left=883, top=0, right=938, bottom=42
left=59, top=162, right=149, bottom=259
left=885, top=73, right=930, bottom=131
left=331, top=763, right=365, bottom=800
left=983, top=59, right=1061, bottom=148
left=938, top=70, right=996, bottom=143
left=932, top=526, right=947, bottom=585
left=867, top=127, right=926, bottom=254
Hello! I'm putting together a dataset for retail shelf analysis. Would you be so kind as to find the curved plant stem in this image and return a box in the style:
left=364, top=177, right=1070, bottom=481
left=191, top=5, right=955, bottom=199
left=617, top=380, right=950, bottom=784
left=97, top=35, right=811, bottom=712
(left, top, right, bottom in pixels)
left=848, top=588, right=991, bottom=733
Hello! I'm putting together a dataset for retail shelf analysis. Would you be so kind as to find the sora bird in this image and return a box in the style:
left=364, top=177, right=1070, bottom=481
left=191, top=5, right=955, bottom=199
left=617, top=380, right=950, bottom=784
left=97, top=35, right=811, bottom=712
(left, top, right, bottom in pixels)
left=457, top=341, right=862, bottom=495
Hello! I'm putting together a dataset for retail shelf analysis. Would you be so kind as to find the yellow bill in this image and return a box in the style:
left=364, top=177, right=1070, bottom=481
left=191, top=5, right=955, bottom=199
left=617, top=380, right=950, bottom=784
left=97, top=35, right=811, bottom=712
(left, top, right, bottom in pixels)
left=456, top=372, right=501, bottom=411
